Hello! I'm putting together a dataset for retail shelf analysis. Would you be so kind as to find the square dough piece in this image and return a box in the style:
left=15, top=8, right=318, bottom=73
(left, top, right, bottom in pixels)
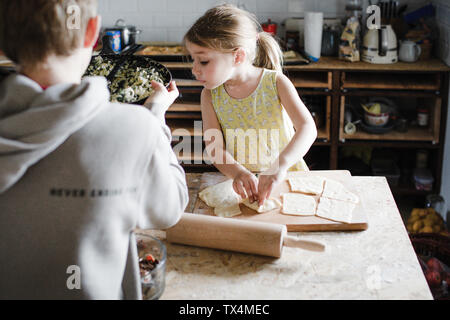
left=321, top=179, right=359, bottom=204
left=316, top=197, right=355, bottom=223
left=288, top=176, right=326, bottom=195
left=242, top=198, right=281, bottom=213
left=281, top=193, right=317, bottom=216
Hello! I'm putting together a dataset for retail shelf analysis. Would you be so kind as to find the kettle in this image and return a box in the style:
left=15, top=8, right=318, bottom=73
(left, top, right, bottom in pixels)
left=362, top=25, right=398, bottom=64
left=399, top=40, right=422, bottom=62
left=262, top=19, right=277, bottom=36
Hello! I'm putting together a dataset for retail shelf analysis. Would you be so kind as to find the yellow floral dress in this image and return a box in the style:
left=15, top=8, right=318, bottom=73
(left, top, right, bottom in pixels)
left=211, top=69, right=308, bottom=173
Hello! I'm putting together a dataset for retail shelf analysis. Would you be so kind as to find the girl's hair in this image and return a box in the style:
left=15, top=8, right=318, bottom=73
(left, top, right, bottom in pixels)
left=184, top=4, right=283, bottom=73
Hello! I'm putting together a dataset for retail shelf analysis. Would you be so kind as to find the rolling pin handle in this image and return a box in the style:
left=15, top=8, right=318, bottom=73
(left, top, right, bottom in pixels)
left=283, top=236, right=325, bottom=252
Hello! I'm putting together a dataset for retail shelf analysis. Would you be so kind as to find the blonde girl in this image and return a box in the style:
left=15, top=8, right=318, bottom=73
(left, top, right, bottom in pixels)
left=184, top=4, right=317, bottom=206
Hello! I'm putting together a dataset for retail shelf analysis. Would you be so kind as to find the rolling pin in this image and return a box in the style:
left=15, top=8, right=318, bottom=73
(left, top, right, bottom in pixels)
left=165, top=213, right=325, bottom=258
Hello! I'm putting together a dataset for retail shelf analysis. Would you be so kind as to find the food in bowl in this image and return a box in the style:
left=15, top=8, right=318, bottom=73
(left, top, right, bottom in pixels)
left=136, top=234, right=166, bottom=300
left=83, top=55, right=171, bottom=104
left=362, top=102, right=390, bottom=127
left=109, top=59, right=166, bottom=103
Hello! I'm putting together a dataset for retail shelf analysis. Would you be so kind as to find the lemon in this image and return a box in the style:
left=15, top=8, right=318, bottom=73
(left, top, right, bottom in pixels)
left=421, top=226, right=434, bottom=233
left=413, top=220, right=424, bottom=232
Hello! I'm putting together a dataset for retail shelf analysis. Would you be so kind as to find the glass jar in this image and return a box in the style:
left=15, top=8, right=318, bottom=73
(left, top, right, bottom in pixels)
left=136, top=233, right=167, bottom=300
left=417, top=107, right=429, bottom=127
left=415, top=149, right=429, bottom=169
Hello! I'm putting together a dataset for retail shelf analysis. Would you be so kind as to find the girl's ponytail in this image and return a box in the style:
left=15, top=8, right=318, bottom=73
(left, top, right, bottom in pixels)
left=254, top=31, right=283, bottom=73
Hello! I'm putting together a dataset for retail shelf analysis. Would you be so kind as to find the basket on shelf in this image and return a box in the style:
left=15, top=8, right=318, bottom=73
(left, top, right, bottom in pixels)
left=410, top=232, right=450, bottom=300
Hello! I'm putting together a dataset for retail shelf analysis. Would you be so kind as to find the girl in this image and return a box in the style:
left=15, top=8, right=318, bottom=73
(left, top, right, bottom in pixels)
left=184, top=4, right=317, bottom=207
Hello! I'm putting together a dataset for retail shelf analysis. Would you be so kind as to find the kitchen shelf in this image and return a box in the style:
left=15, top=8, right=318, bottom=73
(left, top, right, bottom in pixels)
left=341, top=71, right=441, bottom=91
left=288, top=71, right=332, bottom=89
left=169, top=102, right=201, bottom=112
left=339, top=96, right=442, bottom=144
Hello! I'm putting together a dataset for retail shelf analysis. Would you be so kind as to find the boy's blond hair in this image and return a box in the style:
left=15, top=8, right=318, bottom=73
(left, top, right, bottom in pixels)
left=184, top=4, right=283, bottom=73
left=0, top=0, right=97, bottom=68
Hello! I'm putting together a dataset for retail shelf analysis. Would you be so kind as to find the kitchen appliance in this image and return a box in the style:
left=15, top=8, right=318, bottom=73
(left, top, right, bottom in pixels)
left=103, top=19, right=142, bottom=50
left=192, top=171, right=368, bottom=232
left=166, top=213, right=325, bottom=258
left=262, top=19, right=277, bottom=36
left=399, top=40, right=422, bottom=62
left=362, top=25, right=398, bottom=64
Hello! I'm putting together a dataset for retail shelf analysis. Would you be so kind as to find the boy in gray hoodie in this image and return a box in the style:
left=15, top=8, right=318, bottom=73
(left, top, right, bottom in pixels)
left=0, top=0, right=188, bottom=299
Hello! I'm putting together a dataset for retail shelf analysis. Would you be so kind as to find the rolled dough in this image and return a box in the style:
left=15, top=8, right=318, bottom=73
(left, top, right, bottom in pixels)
left=316, top=197, right=355, bottom=223
left=288, top=176, right=326, bottom=195
left=281, top=193, right=316, bottom=216
left=321, top=179, right=359, bottom=204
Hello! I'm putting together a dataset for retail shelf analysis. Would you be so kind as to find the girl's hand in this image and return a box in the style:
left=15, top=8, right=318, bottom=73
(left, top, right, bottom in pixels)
left=233, top=170, right=259, bottom=203
left=257, top=168, right=287, bottom=206
left=144, top=81, right=179, bottom=118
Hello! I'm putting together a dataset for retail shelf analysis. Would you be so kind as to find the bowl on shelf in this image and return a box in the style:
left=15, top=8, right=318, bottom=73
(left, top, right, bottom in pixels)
left=362, top=102, right=391, bottom=127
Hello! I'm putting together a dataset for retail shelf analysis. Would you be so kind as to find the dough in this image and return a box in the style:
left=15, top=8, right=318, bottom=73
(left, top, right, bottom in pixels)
left=316, top=197, right=355, bottom=223
left=214, top=204, right=242, bottom=218
left=199, top=179, right=243, bottom=217
left=199, top=179, right=242, bottom=208
left=321, top=179, right=359, bottom=204
left=242, top=198, right=281, bottom=213
left=281, top=193, right=317, bottom=216
left=288, top=176, right=326, bottom=195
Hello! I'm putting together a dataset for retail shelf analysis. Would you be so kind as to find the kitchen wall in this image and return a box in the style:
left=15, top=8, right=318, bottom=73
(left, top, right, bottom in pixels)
left=432, top=0, right=450, bottom=213
left=97, top=0, right=429, bottom=42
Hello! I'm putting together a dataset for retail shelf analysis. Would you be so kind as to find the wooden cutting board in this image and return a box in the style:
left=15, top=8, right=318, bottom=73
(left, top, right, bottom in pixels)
left=192, top=170, right=368, bottom=232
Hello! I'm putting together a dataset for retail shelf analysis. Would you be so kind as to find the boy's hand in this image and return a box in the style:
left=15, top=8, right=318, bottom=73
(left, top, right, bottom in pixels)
left=144, top=80, right=179, bottom=119
left=232, top=170, right=259, bottom=203
left=257, top=168, right=287, bottom=206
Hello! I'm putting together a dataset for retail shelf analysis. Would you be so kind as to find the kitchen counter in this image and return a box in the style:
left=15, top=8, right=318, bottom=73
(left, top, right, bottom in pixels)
left=138, top=173, right=433, bottom=300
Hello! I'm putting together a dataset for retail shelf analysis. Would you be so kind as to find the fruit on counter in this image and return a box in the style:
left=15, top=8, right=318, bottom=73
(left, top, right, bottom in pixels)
left=427, top=257, right=444, bottom=273
left=406, top=208, right=447, bottom=235
left=425, top=270, right=442, bottom=287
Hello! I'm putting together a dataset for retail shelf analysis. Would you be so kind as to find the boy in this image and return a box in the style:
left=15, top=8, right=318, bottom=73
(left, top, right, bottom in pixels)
left=0, top=0, right=188, bottom=299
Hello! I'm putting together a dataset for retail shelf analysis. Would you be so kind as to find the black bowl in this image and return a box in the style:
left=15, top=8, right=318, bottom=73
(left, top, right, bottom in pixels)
left=83, top=54, right=172, bottom=105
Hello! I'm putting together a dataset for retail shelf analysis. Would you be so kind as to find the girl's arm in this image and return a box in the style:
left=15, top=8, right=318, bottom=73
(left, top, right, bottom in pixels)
left=201, top=89, right=259, bottom=202
left=257, top=73, right=317, bottom=205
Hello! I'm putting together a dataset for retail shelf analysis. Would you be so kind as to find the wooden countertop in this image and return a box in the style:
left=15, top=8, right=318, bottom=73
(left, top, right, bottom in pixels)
left=138, top=172, right=433, bottom=300
left=163, top=56, right=450, bottom=72
left=2, top=55, right=448, bottom=72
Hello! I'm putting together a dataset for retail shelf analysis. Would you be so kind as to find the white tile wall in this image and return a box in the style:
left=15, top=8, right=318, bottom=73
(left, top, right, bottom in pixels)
left=97, top=0, right=352, bottom=42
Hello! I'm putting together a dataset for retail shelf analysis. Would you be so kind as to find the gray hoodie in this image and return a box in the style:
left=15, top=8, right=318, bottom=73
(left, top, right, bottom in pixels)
left=0, top=74, right=188, bottom=299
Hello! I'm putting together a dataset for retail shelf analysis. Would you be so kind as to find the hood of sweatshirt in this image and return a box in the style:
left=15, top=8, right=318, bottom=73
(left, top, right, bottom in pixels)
left=0, top=74, right=109, bottom=193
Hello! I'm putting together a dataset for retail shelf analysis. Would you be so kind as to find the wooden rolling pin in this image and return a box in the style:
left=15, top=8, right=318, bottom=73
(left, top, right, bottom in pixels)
left=165, top=213, right=325, bottom=258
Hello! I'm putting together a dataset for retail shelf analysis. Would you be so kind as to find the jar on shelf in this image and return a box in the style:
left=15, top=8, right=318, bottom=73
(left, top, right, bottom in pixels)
left=415, top=149, right=429, bottom=169
left=417, top=106, right=429, bottom=127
